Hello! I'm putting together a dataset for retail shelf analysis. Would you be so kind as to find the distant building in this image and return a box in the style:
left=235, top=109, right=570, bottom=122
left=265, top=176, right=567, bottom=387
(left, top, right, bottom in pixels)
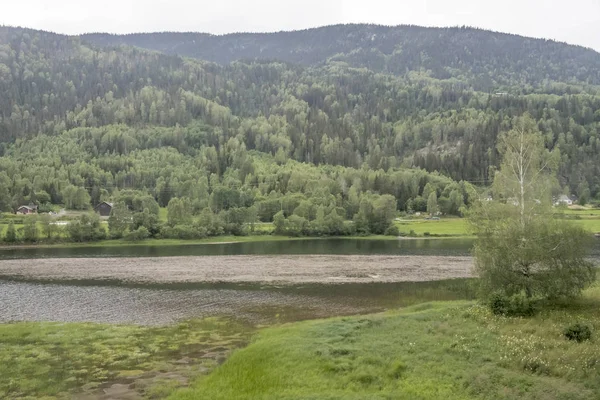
left=16, top=205, right=38, bottom=215
left=94, top=201, right=114, bottom=217
left=554, top=195, right=573, bottom=206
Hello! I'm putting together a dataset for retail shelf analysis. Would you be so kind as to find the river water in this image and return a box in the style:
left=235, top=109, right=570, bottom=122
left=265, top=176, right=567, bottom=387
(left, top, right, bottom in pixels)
left=0, top=238, right=476, bottom=259
left=1, top=238, right=597, bottom=325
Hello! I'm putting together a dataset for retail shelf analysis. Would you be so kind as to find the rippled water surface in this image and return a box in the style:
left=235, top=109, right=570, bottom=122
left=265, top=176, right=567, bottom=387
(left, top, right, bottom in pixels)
left=0, top=279, right=476, bottom=325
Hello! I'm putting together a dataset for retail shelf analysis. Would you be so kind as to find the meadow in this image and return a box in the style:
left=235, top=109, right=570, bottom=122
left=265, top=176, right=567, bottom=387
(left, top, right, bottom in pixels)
left=170, top=281, right=600, bottom=400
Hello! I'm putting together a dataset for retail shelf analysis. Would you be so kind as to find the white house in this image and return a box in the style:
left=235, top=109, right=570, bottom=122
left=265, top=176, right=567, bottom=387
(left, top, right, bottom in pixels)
left=554, top=195, right=573, bottom=206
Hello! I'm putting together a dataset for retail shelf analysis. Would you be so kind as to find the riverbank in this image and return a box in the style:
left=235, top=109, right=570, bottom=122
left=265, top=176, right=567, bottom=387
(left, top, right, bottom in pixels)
left=0, top=255, right=474, bottom=284
left=2, top=208, right=598, bottom=249
left=3, top=278, right=598, bottom=399
left=170, top=281, right=600, bottom=400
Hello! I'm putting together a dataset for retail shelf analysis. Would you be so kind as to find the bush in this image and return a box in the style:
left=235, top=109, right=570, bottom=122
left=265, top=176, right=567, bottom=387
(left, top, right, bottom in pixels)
left=563, top=323, right=592, bottom=342
left=159, top=225, right=203, bottom=240
left=489, top=293, right=536, bottom=317
left=66, top=213, right=106, bottom=242
left=423, top=231, right=431, bottom=237
left=3, top=221, right=17, bottom=243
left=384, top=225, right=400, bottom=236
left=124, top=226, right=150, bottom=241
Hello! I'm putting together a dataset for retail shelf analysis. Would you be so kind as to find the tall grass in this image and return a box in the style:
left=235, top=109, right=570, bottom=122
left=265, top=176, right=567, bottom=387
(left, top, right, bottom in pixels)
left=170, top=282, right=600, bottom=400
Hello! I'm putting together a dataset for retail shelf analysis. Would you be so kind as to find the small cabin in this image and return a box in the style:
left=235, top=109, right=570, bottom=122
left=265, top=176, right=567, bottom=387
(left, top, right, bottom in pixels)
left=94, top=201, right=114, bottom=217
left=16, top=205, right=38, bottom=215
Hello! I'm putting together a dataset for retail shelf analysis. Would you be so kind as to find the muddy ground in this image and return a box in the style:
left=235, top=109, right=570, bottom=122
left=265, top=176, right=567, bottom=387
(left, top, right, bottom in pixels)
left=0, top=255, right=474, bottom=284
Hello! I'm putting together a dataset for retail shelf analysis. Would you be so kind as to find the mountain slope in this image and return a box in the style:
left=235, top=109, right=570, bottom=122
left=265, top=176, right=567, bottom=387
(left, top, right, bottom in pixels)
left=82, top=24, right=600, bottom=91
left=1, top=26, right=599, bottom=201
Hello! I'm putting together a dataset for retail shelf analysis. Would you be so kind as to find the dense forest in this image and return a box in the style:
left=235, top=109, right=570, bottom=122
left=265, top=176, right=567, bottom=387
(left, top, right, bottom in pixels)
left=0, top=24, right=599, bottom=240
left=82, top=24, right=600, bottom=91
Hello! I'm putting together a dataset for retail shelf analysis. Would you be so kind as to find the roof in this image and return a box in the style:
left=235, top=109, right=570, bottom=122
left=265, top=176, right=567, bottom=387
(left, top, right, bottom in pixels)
left=17, top=205, right=38, bottom=210
left=94, top=201, right=114, bottom=208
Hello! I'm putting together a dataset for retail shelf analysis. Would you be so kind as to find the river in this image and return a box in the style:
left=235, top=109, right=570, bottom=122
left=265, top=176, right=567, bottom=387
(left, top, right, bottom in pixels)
left=1, top=238, right=597, bottom=326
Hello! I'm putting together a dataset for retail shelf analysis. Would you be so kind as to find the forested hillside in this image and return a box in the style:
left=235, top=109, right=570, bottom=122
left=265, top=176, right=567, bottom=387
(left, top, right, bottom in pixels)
left=0, top=24, right=599, bottom=241
left=82, top=24, right=600, bottom=91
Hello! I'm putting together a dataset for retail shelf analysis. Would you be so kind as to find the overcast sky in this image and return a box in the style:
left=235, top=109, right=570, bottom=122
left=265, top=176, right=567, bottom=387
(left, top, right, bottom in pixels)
left=2, top=0, right=600, bottom=51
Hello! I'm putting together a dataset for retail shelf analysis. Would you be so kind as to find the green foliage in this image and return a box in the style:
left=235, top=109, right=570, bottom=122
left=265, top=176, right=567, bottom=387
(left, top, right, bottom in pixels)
left=471, top=117, right=596, bottom=301
left=39, top=214, right=58, bottom=239
left=3, top=221, right=17, bottom=242
left=132, top=209, right=160, bottom=237
left=1, top=26, right=600, bottom=246
left=66, top=213, right=107, bottom=242
left=124, top=226, right=150, bottom=241
left=427, top=192, right=438, bottom=215
left=167, top=197, right=192, bottom=227
left=0, top=26, right=599, bottom=208
left=564, top=323, right=592, bottom=343
left=384, top=225, right=400, bottom=237
left=21, top=216, right=38, bottom=242
left=272, top=211, right=286, bottom=235
left=62, top=185, right=91, bottom=210
left=108, top=202, right=132, bottom=239
left=475, top=216, right=596, bottom=300
left=489, top=293, right=536, bottom=317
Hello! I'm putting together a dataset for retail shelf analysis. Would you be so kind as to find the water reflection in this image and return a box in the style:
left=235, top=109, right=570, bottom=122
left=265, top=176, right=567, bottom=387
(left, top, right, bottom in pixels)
left=0, top=238, right=476, bottom=259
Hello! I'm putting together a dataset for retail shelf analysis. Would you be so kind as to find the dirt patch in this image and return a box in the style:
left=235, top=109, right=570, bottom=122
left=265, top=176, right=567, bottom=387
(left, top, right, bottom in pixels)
left=0, top=255, right=474, bottom=284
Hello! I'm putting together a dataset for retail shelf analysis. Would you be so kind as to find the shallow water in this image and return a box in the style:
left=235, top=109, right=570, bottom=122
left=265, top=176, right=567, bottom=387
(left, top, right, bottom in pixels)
left=0, top=279, right=475, bottom=325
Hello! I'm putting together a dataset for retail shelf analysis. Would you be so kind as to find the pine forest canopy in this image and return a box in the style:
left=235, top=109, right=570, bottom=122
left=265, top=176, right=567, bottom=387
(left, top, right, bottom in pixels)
left=0, top=24, right=599, bottom=222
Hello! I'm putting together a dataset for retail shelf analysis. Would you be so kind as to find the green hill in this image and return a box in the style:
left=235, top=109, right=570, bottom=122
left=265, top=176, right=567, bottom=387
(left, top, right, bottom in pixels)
left=0, top=25, right=599, bottom=218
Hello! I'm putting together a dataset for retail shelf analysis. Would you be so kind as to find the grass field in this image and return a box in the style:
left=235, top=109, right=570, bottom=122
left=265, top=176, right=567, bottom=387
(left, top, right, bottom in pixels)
left=170, top=282, right=600, bottom=400
left=562, top=208, right=600, bottom=216
left=395, top=218, right=471, bottom=237
left=394, top=216, right=600, bottom=236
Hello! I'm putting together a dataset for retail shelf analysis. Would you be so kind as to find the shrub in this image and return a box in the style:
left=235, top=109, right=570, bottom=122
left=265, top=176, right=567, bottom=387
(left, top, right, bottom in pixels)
left=489, top=293, right=536, bottom=317
left=3, top=221, right=17, bottom=243
left=384, top=225, right=400, bottom=236
left=124, top=226, right=150, bottom=241
left=66, top=213, right=106, bottom=242
left=563, top=323, right=592, bottom=342
left=423, top=231, right=431, bottom=237
left=489, top=293, right=508, bottom=315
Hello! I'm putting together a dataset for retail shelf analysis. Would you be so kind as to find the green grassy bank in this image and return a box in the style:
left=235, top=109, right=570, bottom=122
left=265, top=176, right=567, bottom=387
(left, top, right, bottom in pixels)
left=3, top=282, right=599, bottom=399
left=170, top=283, right=600, bottom=400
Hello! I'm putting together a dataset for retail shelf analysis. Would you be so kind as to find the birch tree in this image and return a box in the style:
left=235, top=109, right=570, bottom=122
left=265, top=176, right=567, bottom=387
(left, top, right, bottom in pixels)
left=470, top=114, right=596, bottom=300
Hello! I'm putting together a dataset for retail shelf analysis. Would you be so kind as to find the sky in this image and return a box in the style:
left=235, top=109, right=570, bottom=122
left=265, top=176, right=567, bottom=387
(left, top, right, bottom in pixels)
left=2, top=0, right=600, bottom=51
